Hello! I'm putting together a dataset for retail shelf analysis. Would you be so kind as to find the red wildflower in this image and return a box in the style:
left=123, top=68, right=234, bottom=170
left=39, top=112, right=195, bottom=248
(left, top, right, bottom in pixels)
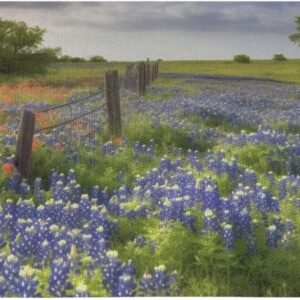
left=55, top=143, right=64, bottom=152
left=32, top=139, right=42, bottom=152
left=2, top=163, right=14, bottom=175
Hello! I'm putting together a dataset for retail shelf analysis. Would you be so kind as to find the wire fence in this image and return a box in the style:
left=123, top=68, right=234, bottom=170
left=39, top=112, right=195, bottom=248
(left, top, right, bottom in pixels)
left=37, top=88, right=104, bottom=113
left=34, top=102, right=107, bottom=133
left=14, top=61, right=160, bottom=180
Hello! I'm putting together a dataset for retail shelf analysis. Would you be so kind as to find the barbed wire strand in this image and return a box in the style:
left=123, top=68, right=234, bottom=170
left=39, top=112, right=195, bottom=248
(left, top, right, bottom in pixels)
left=34, top=103, right=106, bottom=133
left=82, top=119, right=109, bottom=139
left=37, top=89, right=105, bottom=113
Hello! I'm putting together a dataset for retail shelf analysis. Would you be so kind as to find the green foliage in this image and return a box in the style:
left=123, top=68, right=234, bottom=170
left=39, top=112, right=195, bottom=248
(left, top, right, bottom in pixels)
left=56, top=55, right=87, bottom=63
left=219, top=144, right=286, bottom=175
left=233, top=54, right=250, bottom=63
left=273, top=54, right=287, bottom=61
left=113, top=218, right=202, bottom=281
left=0, top=18, right=60, bottom=74
left=124, top=116, right=212, bottom=153
left=289, top=16, right=300, bottom=46
left=215, top=174, right=236, bottom=197
left=73, top=146, right=159, bottom=192
left=30, top=145, right=71, bottom=188
left=89, top=55, right=107, bottom=63
left=184, top=114, right=257, bottom=134
left=35, top=267, right=51, bottom=297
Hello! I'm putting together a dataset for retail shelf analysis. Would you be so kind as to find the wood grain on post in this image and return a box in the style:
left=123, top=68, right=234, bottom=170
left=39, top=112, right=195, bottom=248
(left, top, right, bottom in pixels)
left=124, top=64, right=134, bottom=90
left=15, top=110, right=35, bottom=180
left=155, top=62, right=159, bottom=79
left=105, top=70, right=122, bottom=136
left=151, top=64, right=155, bottom=82
left=138, top=62, right=146, bottom=96
left=146, top=63, right=150, bottom=85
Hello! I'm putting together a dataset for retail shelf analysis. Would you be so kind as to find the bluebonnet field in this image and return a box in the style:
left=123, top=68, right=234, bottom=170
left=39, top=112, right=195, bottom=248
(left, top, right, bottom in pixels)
left=1, top=72, right=300, bottom=296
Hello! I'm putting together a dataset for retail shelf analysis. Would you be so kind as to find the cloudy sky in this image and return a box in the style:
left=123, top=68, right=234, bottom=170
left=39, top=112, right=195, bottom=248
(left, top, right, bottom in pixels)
left=0, top=1, right=299, bottom=61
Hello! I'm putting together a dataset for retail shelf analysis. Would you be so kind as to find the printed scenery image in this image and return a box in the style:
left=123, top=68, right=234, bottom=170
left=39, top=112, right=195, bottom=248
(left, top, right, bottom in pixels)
left=1, top=1, right=300, bottom=297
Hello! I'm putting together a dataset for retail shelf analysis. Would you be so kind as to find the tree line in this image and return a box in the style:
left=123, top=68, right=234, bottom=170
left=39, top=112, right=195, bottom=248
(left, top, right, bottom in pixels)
left=0, top=18, right=107, bottom=74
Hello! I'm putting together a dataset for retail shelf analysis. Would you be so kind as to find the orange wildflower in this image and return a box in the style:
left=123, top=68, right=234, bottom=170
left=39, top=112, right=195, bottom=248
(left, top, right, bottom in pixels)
left=2, top=163, right=14, bottom=175
left=55, top=143, right=64, bottom=152
left=32, top=139, right=42, bottom=152
left=112, top=136, right=124, bottom=146
left=0, top=126, right=7, bottom=134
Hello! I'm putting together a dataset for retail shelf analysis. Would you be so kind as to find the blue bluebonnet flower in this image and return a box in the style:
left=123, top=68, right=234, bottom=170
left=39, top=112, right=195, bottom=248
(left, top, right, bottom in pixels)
left=48, top=258, right=71, bottom=297
left=152, top=265, right=170, bottom=294
left=139, top=273, right=154, bottom=296
left=0, top=234, right=6, bottom=249
left=221, top=223, right=235, bottom=249
left=133, top=236, right=147, bottom=248
left=102, top=250, right=122, bottom=295
left=278, top=176, right=288, bottom=201
left=0, top=275, right=9, bottom=296
left=116, top=274, right=136, bottom=296
left=2, top=254, right=21, bottom=289
left=266, top=225, right=281, bottom=247
left=13, top=265, right=39, bottom=297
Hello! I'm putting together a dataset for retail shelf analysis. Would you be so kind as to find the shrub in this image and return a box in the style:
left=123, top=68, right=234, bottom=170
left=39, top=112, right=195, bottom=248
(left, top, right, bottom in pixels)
left=89, top=56, right=107, bottom=63
left=0, top=18, right=60, bottom=74
left=233, top=54, right=250, bottom=63
left=273, top=54, right=287, bottom=61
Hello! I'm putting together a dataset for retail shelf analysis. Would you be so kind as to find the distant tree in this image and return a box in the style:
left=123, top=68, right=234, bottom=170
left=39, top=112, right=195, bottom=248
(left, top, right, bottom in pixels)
left=89, top=55, right=107, bottom=63
left=0, top=18, right=60, bottom=74
left=57, top=55, right=87, bottom=63
left=57, top=55, right=72, bottom=62
left=69, top=57, right=86, bottom=62
left=233, top=54, right=250, bottom=63
left=289, top=16, right=300, bottom=46
left=273, top=54, right=287, bottom=61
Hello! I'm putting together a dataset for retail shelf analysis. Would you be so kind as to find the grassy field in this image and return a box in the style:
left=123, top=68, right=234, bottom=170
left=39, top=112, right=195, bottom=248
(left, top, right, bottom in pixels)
left=1, top=59, right=299, bottom=105
left=2, top=60, right=300, bottom=296
left=0, top=59, right=300, bottom=87
left=160, top=59, right=300, bottom=85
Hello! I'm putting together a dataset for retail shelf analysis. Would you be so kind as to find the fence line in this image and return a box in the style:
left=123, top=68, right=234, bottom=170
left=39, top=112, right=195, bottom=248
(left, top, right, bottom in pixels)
left=15, top=60, right=160, bottom=180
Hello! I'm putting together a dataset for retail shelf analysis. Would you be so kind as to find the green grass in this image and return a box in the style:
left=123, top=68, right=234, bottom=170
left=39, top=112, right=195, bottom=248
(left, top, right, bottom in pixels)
left=215, top=144, right=287, bottom=176
left=153, top=77, right=202, bottom=95
left=160, top=59, right=300, bottom=85
left=0, top=62, right=128, bottom=87
left=1, top=59, right=300, bottom=88
left=185, top=114, right=258, bottom=134
left=2, top=58, right=300, bottom=296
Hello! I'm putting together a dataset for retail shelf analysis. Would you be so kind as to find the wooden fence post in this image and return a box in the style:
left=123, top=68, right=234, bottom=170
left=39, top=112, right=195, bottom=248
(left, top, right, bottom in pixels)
left=138, top=62, right=146, bottom=96
left=124, top=64, right=136, bottom=90
left=146, top=63, right=151, bottom=85
left=105, top=70, right=122, bottom=136
left=15, top=110, right=35, bottom=180
left=155, top=62, right=159, bottom=79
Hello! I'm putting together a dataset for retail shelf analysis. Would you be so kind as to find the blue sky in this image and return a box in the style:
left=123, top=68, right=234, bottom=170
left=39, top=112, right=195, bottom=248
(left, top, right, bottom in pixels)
left=0, top=2, right=299, bottom=60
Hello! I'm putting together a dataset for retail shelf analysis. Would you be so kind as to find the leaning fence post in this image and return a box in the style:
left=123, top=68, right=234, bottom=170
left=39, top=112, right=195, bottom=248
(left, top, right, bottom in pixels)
left=15, top=110, right=35, bottom=181
left=138, top=62, right=146, bottom=96
left=105, top=70, right=122, bottom=136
